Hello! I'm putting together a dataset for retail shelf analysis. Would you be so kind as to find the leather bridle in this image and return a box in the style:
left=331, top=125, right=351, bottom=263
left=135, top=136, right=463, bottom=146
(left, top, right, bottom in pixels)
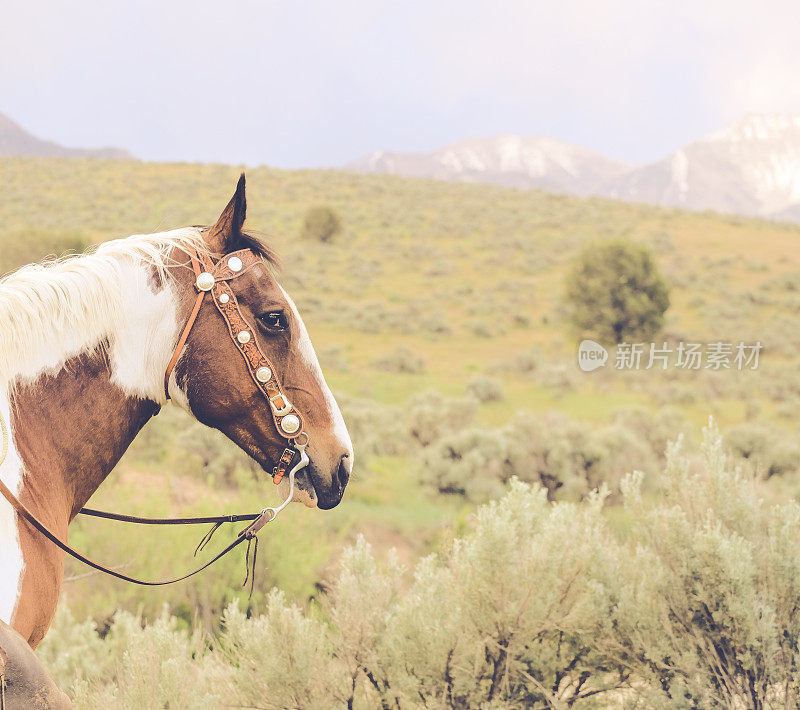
left=0, top=244, right=311, bottom=591
left=164, top=244, right=309, bottom=484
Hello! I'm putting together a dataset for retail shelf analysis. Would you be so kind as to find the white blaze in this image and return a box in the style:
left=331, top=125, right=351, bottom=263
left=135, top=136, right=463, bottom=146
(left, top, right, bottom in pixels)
left=279, top=286, right=354, bottom=462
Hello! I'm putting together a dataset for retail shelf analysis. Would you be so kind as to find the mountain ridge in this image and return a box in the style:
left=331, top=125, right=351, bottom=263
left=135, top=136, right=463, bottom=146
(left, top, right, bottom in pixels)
left=0, top=112, right=133, bottom=160
left=347, top=134, right=629, bottom=196
left=347, top=115, right=800, bottom=220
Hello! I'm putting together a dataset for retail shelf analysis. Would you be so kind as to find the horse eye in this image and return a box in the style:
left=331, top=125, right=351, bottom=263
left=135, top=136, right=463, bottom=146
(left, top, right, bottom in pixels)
left=258, top=311, right=288, bottom=332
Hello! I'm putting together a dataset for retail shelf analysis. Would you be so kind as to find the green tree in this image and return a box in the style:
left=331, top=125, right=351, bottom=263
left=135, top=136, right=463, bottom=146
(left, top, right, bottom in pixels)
left=301, top=205, right=342, bottom=243
left=565, top=239, right=670, bottom=343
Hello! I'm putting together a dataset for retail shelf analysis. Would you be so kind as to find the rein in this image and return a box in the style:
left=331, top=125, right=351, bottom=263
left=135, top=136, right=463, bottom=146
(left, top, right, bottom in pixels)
left=0, top=244, right=310, bottom=591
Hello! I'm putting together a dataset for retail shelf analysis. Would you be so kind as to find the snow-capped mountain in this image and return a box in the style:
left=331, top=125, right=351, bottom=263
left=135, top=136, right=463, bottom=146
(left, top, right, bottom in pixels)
left=599, top=115, right=800, bottom=217
left=347, top=135, right=629, bottom=196
left=0, top=112, right=132, bottom=159
left=347, top=116, right=800, bottom=221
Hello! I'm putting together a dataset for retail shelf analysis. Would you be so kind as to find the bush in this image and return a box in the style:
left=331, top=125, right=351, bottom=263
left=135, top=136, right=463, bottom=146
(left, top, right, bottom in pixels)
left=611, top=405, right=692, bottom=456
left=724, top=423, right=800, bottom=478
left=173, top=423, right=259, bottom=485
left=220, top=593, right=337, bottom=709
left=336, top=394, right=409, bottom=458
left=465, top=374, right=505, bottom=402
left=611, top=422, right=800, bottom=706
left=126, top=406, right=258, bottom=486
left=419, top=428, right=508, bottom=501
left=404, top=390, right=476, bottom=447
left=371, top=345, right=426, bottom=374
left=40, top=423, right=800, bottom=707
left=419, top=411, right=663, bottom=502
left=565, top=239, right=670, bottom=344
left=38, top=608, right=222, bottom=708
left=301, top=205, right=342, bottom=243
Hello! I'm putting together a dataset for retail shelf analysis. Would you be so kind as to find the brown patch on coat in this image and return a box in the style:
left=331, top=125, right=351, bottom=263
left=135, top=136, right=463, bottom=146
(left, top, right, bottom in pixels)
left=10, top=352, right=158, bottom=647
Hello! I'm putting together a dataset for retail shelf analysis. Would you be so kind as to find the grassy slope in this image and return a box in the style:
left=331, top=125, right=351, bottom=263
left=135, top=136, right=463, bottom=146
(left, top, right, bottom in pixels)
left=1, top=157, right=799, bottom=622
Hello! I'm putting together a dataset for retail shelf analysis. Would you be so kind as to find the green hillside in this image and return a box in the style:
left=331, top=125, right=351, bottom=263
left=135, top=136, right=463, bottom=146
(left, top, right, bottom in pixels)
left=2, top=156, right=800, bottom=625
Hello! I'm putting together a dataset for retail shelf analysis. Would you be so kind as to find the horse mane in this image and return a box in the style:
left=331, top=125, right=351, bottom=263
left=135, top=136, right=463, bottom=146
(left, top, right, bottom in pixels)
left=0, top=226, right=281, bottom=392
left=0, top=228, right=216, bottom=392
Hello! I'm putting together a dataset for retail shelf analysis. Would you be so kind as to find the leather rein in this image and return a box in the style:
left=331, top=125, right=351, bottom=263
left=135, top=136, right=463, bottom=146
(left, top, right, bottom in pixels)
left=0, top=244, right=310, bottom=592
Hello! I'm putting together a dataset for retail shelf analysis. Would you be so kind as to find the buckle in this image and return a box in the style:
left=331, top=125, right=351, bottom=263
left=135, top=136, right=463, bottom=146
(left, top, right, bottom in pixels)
left=269, top=393, right=292, bottom=416
left=272, top=446, right=295, bottom=484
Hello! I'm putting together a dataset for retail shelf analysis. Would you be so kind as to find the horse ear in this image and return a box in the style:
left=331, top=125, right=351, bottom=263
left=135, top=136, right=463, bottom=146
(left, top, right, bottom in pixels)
left=205, top=173, right=247, bottom=254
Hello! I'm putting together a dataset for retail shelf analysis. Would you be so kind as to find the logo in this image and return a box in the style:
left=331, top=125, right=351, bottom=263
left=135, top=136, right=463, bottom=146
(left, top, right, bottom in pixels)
left=577, top=339, right=608, bottom=372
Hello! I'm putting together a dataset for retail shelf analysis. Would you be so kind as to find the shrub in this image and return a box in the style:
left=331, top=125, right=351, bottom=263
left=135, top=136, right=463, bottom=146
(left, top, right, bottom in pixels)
left=336, top=394, right=409, bottom=458
left=465, top=374, right=505, bottom=402
left=724, top=423, right=800, bottom=478
left=40, top=423, right=800, bottom=707
left=420, top=411, right=663, bottom=502
left=565, top=239, right=670, bottom=343
left=381, top=482, right=620, bottom=708
left=493, top=346, right=543, bottom=375
left=126, top=407, right=258, bottom=486
left=611, top=422, right=800, bottom=706
left=371, top=345, right=426, bottom=374
left=220, top=593, right=338, bottom=709
left=419, top=427, right=508, bottom=501
left=611, top=405, right=692, bottom=456
left=404, top=390, right=477, bottom=447
left=38, top=608, right=223, bottom=708
left=174, top=424, right=259, bottom=485
left=507, top=413, right=655, bottom=500
left=301, top=205, right=342, bottom=243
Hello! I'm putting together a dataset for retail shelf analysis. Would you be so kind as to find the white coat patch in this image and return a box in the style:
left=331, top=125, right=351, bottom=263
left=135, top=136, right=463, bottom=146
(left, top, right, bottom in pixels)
left=0, top=396, right=25, bottom=625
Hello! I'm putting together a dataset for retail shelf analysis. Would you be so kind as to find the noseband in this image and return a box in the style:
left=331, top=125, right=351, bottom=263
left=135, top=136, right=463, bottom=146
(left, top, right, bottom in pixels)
left=165, top=244, right=308, bottom=484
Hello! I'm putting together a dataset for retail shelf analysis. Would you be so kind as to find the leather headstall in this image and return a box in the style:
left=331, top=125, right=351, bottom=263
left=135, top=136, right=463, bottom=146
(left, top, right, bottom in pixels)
left=164, top=246, right=306, bottom=484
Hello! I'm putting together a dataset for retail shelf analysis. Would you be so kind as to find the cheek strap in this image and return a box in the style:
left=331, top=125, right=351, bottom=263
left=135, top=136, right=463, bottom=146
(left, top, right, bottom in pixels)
left=164, top=249, right=204, bottom=399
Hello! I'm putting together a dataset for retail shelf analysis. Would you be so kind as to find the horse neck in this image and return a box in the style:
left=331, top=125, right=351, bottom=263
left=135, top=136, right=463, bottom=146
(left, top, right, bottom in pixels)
left=11, top=353, right=161, bottom=523
left=5, top=255, right=183, bottom=525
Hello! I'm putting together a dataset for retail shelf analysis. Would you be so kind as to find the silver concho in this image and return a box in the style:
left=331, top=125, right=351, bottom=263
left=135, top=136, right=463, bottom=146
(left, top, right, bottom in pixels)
left=280, top=414, right=301, bottom=435
left=237, top=330, right=251, bottom=344
left=228, top=256, right=243, bottom=272
left=219, top=293, right=230, bottom=304
left=195, top=272, right=215, bottom=291
left=256, top=366, right=272, bottom=383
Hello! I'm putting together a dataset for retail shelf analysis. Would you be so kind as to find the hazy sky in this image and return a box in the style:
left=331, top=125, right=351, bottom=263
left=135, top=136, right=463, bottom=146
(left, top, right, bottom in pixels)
left=2, top=1, right=799, bottom=168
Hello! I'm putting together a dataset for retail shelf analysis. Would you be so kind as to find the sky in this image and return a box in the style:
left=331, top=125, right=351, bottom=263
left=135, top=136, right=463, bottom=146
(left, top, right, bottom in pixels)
left=2, top=1, right=800, bottom=169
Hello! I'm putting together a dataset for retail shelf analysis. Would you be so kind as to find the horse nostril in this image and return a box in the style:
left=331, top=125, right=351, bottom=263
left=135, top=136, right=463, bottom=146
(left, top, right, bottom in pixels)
left=336, top=457, right=350, bottom=489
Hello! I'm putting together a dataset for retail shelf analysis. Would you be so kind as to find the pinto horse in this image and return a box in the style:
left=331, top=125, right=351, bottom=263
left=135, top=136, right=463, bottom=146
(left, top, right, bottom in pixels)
left=0, top=175, right=354, bottom=650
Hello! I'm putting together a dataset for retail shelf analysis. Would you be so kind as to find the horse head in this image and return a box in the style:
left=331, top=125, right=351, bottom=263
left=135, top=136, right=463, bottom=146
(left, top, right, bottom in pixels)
left=166, top=176, right=353, bottom=509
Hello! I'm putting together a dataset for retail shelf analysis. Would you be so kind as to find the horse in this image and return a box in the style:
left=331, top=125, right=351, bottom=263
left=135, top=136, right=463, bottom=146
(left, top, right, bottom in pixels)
left=0, top=174, right=354, bottom=657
